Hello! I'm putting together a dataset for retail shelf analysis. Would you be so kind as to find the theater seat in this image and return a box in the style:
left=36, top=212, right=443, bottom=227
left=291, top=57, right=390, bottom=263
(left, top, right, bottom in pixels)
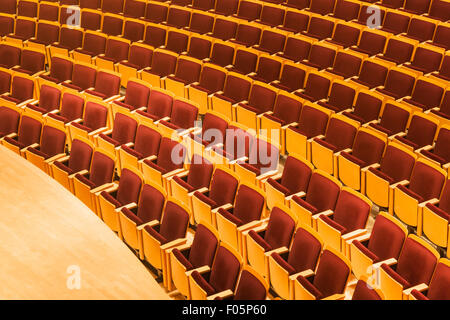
left=292, top=247, right=351, bottom=300
left=391, top=158, right=446, bottom=229
left=209, top=266, right=269, bottom=300
left=268, top=225, right=323, bottom=299
left=97, top=167, right=143, bottom=238
left=68, top=101, right=110, bottom=144
left=243, top=204, right=297, bottom=279
left=347, top=212, right=407, bottom=279
left=50, top=138, right=94, bottom=192
left=407, top=258, right=450, bottom=300
left=378, top=234, right=439, bottom=300
left=188, top=242, right=242, bottom=300
left=215, top=183, right=266, bottom=254
left=352, top=277, right=384, bottom=300
left=168, top=223, right=219, bottom=297
left=72, top=150, right=116, bottom=212
left=1, top=113, right=42, bottom=155
left=393, top=112, right=439, bottom=151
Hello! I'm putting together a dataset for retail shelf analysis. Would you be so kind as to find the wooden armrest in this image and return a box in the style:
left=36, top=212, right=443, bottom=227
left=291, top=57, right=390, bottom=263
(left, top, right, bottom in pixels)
left=137, top=219, right=160, bottom=231
left=390, top=179, right=409, bottom=189
left=188, top=186, right=208, bottom=197
left=207, top=289, right=234, bottom=300
left=88, top=126, right=109, bottom=137
left=289, top=269, right=315, bottom=281
left=238, top=220, right=266, bottom=233
left=418, top=198, right=439, bottom=208
left=212, top=203, right=233, bottom=214
left=265, top=246, right=289, bottom=257
left=361, top=163, right=380, bottom=172
left=162, top=168, right=186, bottom=179
left=312, top=209, right=334, bottom=220
left=348, top=232, right=371, bottom=245
left=160, top=237, right=188, bottom=250
left=45, top=153, right=67, bottom=164
left=286, top=191, right=306, bottom=201
left=323, top=293, right=345, bottom=300
left=116, top=202, right=137, bottom=212
left=54, top=155, right=70, bottom=163
left=372, top=257, right=397, bottom=270
left=69, top=169, right=88, bottom=179
left=186, top=265, right=211, bottom=277
left=403, top=283, right=428, bottom=296
left=341, top=229, right=367, bottom=240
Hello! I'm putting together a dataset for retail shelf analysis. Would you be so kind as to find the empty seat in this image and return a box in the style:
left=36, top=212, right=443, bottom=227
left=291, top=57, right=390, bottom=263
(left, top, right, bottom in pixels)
left=325, top=22, right=360, bottom=49
left=102, top=0, right=124, bottom=14
left=1, top=0, right=16, bottom=14
left=215, top=184, right=266, bottom=253
left=0, top=74, right=35, bottom=107
left=232, top=0, right=262, bottom=21
left=271, top=62, right=307, bottom=93
left=97, top=167, right=143, bottom=237
left=80, top=9, right=102, bottom=31
left=403, top=44, right=444, bottom=75
left=381, top=10, right=411, bottom=35
left=122, top=18, right=145, bottom=43
left=68, top=101, right=109, bottom=142
left=13, top=48, right=44, bottom=76
left=38, top=1, right=59, bottom=22
left=276, top=36, right=312, bottom=63
left=164, top=56, right=203, bottom=98
left=165, top=6, right=191, bottom=29
left=408, top=258, right=450, bottom=300
left=265, top=155, right=312, bottom=210
left=268, top=225, right=323, bottom=299
left=123, top=0, right=146, bottom=18
left=230, top=23, right=262, bottom=47
left=45, top=91, right=85, bottom=134
left=61, top=62, right=97, bottom=92
left=72, top=31, right=107, bottom=64
left=2, top=113, right=42, bottom=154
left=50, top=138, right=94, bottom=191
left=401, top=0, right=432, bottom=14
left=187, top=11, right=214, bottom=35
left=350, top=29, right=388, bottom=57
left=310, top=114, right=359, bottom=175
left=208, top=41, right=235, bottom=68
left=348, top=212, right=407, bottom=280
left=325, top=50, right=363, bottom=80
left=191, top=0, right=215, bottom=10
left=375, top=38, right=415, bottom=65
left=168, top=223, right=219, bottom=297
left=188, top=243, right=242, bottom=300
left=402, top=78, right=445, bottom=112
left=17, top=0, right=37, bottom=18
left=136, top=88, right=174, bottom=124
left=355, top=4, right=386, bottom=28
left=300, top=43, right=337, bottom=71
left=117, top=43, right=153, bottom=87
left=279, top=9, right=309, bottom=33
left=0, top=43, right=21, bottom=69
left=50, top=26, right=84, bottom=58
left=343, top=90, right=384, bottom=125
left=292, top=247, right=351, bottom=300
left=0, top=107, right=20, bottom=140
left=72, top=150, right=116, bottom=212
left=394, top=113, right=439, bottom=150
left=27, top=21, right=59, bottom=52
left=0, top=14, right=14, bottom=37
left=144, top=1, right=168, bottom=24
left=427, top=0, right=450, bottom=21
left=351, top=278, right=384, bottom=300
left=157, top=98, right=199, bottom=138
left=429, top=23, right=450, bottom=51
left=7, top=17, right=36, bottom=43
left=301, top=15, right=335, bottom=40
left=256, top=3, right=285, bottom=27
left=403, top=16, right=436, bottom=42
left=140, top=198, right=190, bottom=274
left=25, top=83, right=61, bottom=117
left=141, top=49, right=178, bottom=88
left=84, top=70, right=121, bottom=101
left=351, top=60, right=390, bottom=89
left=420, top=125, right=450, bottom=168
left=254, top=29, right=287, bottom=55
left=379, top=235, right=439, bottom=300
left=213, top=0, right=239, bottom=16
left=375, top=67, right=416, bottom=100
left=295, top=71, right=332, bottom=103
left=318, top=80, right=357, bottom=113
left=330, top=0, right=360, bottom=21
left=337, top=128, right=387, bottom=191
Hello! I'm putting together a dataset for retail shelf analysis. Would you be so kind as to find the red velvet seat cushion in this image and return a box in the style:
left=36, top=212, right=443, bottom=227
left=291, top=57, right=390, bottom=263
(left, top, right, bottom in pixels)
left=101, top=191, right=122, bottom=208
left=381, top=264, right=411, bottom=288
left=218, top=207, right=243, bottom=226
left=352, top=240, right=379, bottom=262
left=74, top=173, right=96, bottom=189
left=248, top=230, right=272, bottom=251
left=319, top=214, right=347, bottom=234
left=368, top=167, right=395, bottom=184
left=266, top=177, right=291, bottom=196
left=411, top=289, right=429, bottom=300
left=193, top=191, right=218, bottom=208
left=270, top=252, right=296, bottom=275
left=397, top=184, right=424, bottom=202
left=172, top=248, right=194, bottom=270
left=296, top=275, right=323, bottom=299
left=191, top=271, right=216, bottom=296
left=292, top=196, right=318, bottom=214
left=172, top=175, right=195, bottom=192
left=144, top=225, right=168, bottom=244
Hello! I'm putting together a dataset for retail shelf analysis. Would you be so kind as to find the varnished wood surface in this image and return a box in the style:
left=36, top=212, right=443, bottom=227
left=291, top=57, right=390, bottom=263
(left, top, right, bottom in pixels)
left=0, top=145, right=169, bottom=300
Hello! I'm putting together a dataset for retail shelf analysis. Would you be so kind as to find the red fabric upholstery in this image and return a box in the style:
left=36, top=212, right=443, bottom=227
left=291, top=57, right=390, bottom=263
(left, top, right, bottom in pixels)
left=296, top=275, right=323, bottom=299
left=68, top=139, right=93, bottom=173
left=288, top=228, right=322, bottom=273
left=188, top=224, right=218, bottom=269
left=0, top=107, right=20, bottom=137
left=136, top=184, right=165, bottom=223
left=408, top=161, right=445, bottom=202
left=352, top=280, right=382, bottom=300
left=156, top=138, right=186, bottom=173
left=353, top=240, right=379, bottom=262
left=378, top=145, right=415, bottom=183
left=427, top=262, right=450, bottom=300
left=333, top=190, right=370, bottom=233
left=368, top=214, right=406, bottom=261
left=17, top=116, right=42, bottom=148
left=313, top=250, right=350, bottom=297
left=233, top=270, right=266, bottom=300
left=191, top=270, right=216, bottom=296
left=159, top=201, right=189, bottom=243
left=261, top=206, right=296, bottom=250
left=116, top=168, right=142, bottom=206
left=381, top=263, right=411, bottom=288
left=169, top=100, right=198, bottom=130
left=395, top=238, right=438, bottom=287
left=209, top=169, right=239, bottom=207
left=89, top=152, right=115, bottom=188
left=209, top=246, right=241, bottom=293
left=233, top=185, right=265, bottom=225
left=172, top=248, right=194, bottom=270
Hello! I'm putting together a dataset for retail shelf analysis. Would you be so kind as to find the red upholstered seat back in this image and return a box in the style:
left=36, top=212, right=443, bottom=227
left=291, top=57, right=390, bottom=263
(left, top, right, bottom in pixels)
left=378, top=103, right=410, bottom=135
left=143, top=25, right=166, bottom=48
left=406, top=17, right=436, bottom=42
left=225, top=125, right=254, bottom=160
left=104, top=39, right=129, bottom=62
left=438, top=181, right=450, bottom=213
left=170, top=100, right=198, bottom=129
left=353, top=92, right=382, bottom=123
left=127, top=45, right=152, bottom=70
left=20, top=49, right=45, bottom=74
left=18, top=1, right=37, bottom=17
left=123, top=20, right=145, bottom=42
left=150, top=51, right=177, bottom=77
left=233, top=49, right=258, bottom=76
left=264, top=207, right=296, bottom=250
left=83, top=101, right=108, bottom=131
left=40, top=126, right=66, bottom=158
left=189, top=13, right=214, bottom=34
left=72, top=63, right=97, bottom=91
left=68, top=139, right=93, bottom=173
left=201, top=113, right=228, bottom=146
left=358, top=31, right=387, bottom=56
left=124, top=81, right=150, bottom=110
left=38, top=85, right=61, bottom=113
left=396, top=237, right=438, bottom=286
left=233, top=185, right=265, bottom=224
left=123, top=0, right=146, bottom=18
left=198, top=66, right=226, bottom=93
left=255, top=57, right=282, bottom=83
left=94, top=71, right=120, bottom=98
left=147, top=90, right=173, bottom=120
left=174, top=59, right=202, bottom=84
left=0, top=70, right=11, bottom=94
left=428, top=262, right=450, bottom=300
left=187, top=37, right=212, bottom=60
left=324, top=118, right=357, bottom=151
left=11, top=76, right=34, bottom=102
left=333, top=0, right=360, bottom=21
left=0, top=44, right=21, bottom=68
left=333, top=190, right=370, bottom=232
left=379, top=145, right=415, bottom=183
left=282, top=11, right=309, bottom=33
left=49, top=56, right=73, bottom=83
left=116, top=168, right=142, bottom=206
left=409, top=161, right=445, bottom=201
left=209, top=169, right=239, bottom=206
left=282, top=37, right=311, bottom=62
left=211, top=18, right=238, bottom=41
left=60, top=93, right=84, bottom=123
left=0, top=107, right=20, bottom=136
left=272, top=94, right=302, bottom=125
left=156, top=138, right=186, bottom=173
left=188, top=224, right=218, bottom=269
left=209, top=246, right=241, bottom=292
left=305, top=173, right=340, bottom=212
left=297, top=104, right=329, bottom=139
left=432, top=128, right=450, bottom=163
left=352, top=280, right=382, bottom=300
left=210, top=43, right=235, bottom=67
left=159, top=201, right=189, bottom=242
left=410, top=80, right=444, bottom=110
left=137, top=184, right=165, bottom=223
left=35, top=23, right=59, bottom=45
left=382, top=70, right=415, bottom=98
left=404, top=0, right=431, bottom=14
left=144, top=2, right=168, bottom=23
left=331, top=24, right=359, bottom=48
left=313, top=249, right=350, bottom=297
left=102, top=0, right=124, bottom=14
left=327, top=82, right=356, bottom=111
left=134, top=125, right=161, bottom=158
left=38, top=3, right=58, bottom=21
left=248, top=138, right=279, bottom=173
left=411, top=47, right=443, bottom=74
left=303, top=73, right=330, bottom=101
left=215, top=0, right=239, bottom=15
left=277, top=64, right=306, bottom=92
left=15, top=18, right=36, bottom=39
left=247, top=84, right=277, bottom=114
left=358, top=61, right=388, bottom=88
left=18, top=116, right=42, bottom=147
left=259, top=30, right=286, bottom=54
left=280, top=156, right=312, bottom=194
left=305, top=16, right=334, bottom=39
left=166, top=7, right=191, bottom=28
left=368, top=214, right=406, bottom=261
left=383, top=39, right=414, bottom=64
left=186, top=155, right=213, bottom=190
left=308, top=44, right=336, bottom=69
left=433, top=25, right=450, bottom=50
left=111, top=113, right=137, bottom=145
left=351, top=131, right=385, bottom=166
left=81, top=11, right=102, bottom=31
left=89, top=152, right=115, bottom=188
left=288, top=228, right=322, bottom=273
left=233, top=269, right=267, bottom=300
